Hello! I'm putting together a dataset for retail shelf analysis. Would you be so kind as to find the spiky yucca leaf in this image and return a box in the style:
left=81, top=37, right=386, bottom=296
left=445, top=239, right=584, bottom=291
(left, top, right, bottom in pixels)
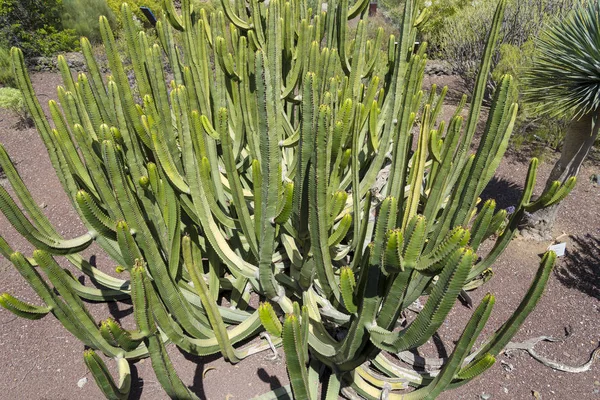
left=524, top=1, right=600, bottom=119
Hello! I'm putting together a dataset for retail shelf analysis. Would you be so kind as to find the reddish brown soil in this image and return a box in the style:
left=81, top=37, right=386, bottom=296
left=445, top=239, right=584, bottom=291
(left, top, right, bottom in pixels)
left=0, top=72, right=598, bottom=400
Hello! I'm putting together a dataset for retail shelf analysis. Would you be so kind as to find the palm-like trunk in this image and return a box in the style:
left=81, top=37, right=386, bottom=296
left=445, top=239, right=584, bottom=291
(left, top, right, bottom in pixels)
left=520, top=109, right=599, bottom=240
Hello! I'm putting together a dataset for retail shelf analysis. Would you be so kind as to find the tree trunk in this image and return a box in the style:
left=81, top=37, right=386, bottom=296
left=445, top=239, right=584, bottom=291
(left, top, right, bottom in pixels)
left=519, top=110, right=600, bottom=240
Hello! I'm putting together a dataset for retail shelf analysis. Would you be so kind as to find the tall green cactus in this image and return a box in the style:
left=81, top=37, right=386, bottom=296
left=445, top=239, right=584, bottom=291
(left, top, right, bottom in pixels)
left=0, top=0, right=574, bottom=398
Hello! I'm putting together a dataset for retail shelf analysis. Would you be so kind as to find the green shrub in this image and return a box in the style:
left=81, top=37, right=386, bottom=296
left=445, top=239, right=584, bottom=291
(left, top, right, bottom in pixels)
left=492, top=41, right=570, bottom=151
left=381, top=0, right=471, bottom=54
left=106, top=0, right=163, bottom=28
left=15, top=26, right=80, bottom=58
left=419, top=0, right=471, bottom=52
left=0, top=0, right=79, bottom=57
left=437, top=0, right=579, bottom=95
left=0, top=87, right=32, bottom=127
left=0, top=46, right=15, bottom=87
left=436, top=0, right=582, bottom=150
left=62, top=0, right=118, bottom=43
left=192, top=0, right=220, bottom=14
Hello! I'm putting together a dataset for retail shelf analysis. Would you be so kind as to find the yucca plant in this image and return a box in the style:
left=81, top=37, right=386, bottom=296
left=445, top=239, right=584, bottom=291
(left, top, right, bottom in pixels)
left=521, top=0, right=597, bottom=239
left=0, top=0, right=574, bottom=398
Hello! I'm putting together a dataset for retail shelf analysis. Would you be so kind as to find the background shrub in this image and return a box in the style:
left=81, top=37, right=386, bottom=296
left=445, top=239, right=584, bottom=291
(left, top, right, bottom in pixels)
left=380, top=0, right=471, bottom=52
left=0, top=46, right=15, bottom=87
left=437, top=0, right=578, bottom=96
left=379, top=0, right=582, bottom=150
left=192, top=0, right=220, bottom=15
left=106, top=0, right=163, bottom=28
left=62, top=0, right=118, bottom=43
left=434, top=0, right=583, bottom=149
left=0, top=87, right=32, bottom=128
left=0, top=0, right=79, bottom=57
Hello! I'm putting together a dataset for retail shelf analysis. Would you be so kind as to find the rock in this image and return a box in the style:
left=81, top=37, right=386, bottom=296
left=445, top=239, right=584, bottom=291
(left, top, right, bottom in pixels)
left=424, top=60, right=454, bottom=76
left=28, top=56, right=55, bottom=72
left=27, top=52, right=86, bottom=72
left=77, top=377, right=87, bottom=388
left=501, top=360, right=514, bottom=372
left=63, top=52, right=86, bottom=72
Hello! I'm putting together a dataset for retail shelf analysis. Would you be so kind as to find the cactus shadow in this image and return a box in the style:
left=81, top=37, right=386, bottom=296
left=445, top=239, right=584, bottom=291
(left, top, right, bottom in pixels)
left=180, top=350, right=222, bottom=398
left=257, top=367, right=285, bottom=392
left=432, top=332, right=449, bottom=359
left=125, top=362, right=144, bottom=400
left=106, top=300, right=133, bottom=323
left=479, top=176, right=523, bottom=212
left=555, top=234, right=600, bottom=300
left=404, top=332, right=449, bottom=372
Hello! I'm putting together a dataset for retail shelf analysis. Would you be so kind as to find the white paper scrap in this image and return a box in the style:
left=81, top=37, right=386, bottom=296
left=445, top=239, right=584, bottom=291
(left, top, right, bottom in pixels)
left=548, top=242, right=566, bottom=257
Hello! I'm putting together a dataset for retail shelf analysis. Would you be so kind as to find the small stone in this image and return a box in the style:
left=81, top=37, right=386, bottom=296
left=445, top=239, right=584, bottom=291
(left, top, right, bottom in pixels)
left=501, top=360, right=514, bottom=372
left=503, top=388, right=509, bottom=394
left=594, top=381, right=600, bottom=386
left=77, top=377, right=88, bottom=388
left=480, top=394, right=491, bottom=400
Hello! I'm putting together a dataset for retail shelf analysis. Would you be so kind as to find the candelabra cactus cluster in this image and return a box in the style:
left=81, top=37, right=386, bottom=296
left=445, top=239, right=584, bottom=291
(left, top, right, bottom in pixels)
left=0, top=0, right=575, bottom=398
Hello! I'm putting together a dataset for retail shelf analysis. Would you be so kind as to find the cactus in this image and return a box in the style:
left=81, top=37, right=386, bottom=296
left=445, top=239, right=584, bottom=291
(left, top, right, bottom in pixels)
left=0, top=0, right=574, bottom=398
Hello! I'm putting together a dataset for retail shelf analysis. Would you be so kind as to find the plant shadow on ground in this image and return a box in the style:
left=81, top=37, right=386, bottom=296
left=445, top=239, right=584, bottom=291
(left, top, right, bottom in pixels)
left=556, top=234, right=600, bottom=300
left=123, top=363, right=143, bottom=400
left=81, top=254, right=134, bottom=322
left=258, top=367, right=284, bottom=392
left=178, top=332, right=286, bottom=399
left=181, top=351, right=222, bottom=399
left=479, top=176, right=523, bottom=211
left=403, top=332, right=450, bottom=373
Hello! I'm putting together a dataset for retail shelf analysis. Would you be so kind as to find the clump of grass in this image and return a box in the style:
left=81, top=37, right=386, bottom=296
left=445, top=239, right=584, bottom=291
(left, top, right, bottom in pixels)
left=0, top=87, right=33, bottom=128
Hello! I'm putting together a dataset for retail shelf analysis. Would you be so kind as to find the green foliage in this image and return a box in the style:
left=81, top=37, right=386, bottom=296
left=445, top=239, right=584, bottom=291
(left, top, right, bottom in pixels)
left=0, top=0, right=575, bottom=399
left=0, top=0, right=63, bottom=32
left=524, top=1, right=600, bottom=120
left=0, top=87, right=31, bottom=126
left=106, top=0, right=163, bottom=28
left=14, top=26, right=80, bottom=58
left=437, top=0, right=581, bottom=150
left=380, top=0, right=471, bottom=52
left=0, top=0, right=79, bottom=57
left=62, top=0, right=118, bottom=43
left=418, top=0, right=472, bottom=52
left=438, top=0, right=577, bottom=94
left=0, top=46, right=15, bottom=87
left=493, top=41, right=569, bottom=152
left=192, top=0, right=220, bottom=14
